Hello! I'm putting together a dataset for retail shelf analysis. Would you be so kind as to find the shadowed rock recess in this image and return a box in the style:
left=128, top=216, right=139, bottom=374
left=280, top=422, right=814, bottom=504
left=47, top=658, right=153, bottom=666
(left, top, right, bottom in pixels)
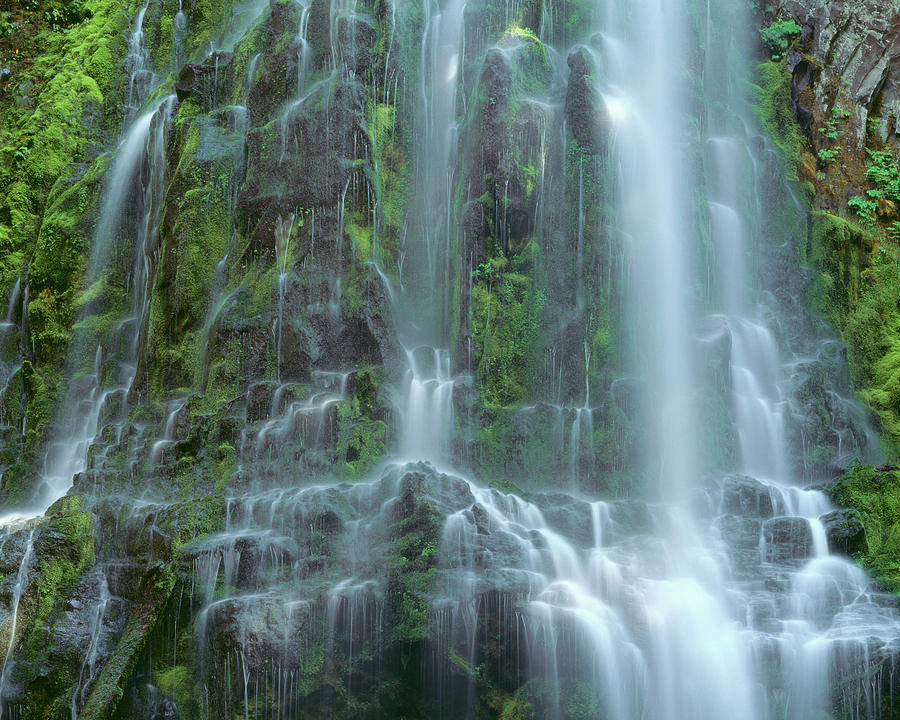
left=2, top=0, right=900, bottom=717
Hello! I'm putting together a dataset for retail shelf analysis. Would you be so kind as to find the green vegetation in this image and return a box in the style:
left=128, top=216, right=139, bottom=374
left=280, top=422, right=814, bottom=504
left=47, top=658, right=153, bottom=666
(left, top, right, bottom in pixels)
left=386, top=474, right=440, bottom=643
left=473, top=259, right=546, bottom=406
left=866, top=149, right=900, bottom=202
left=848, top=195, right=878, bottom=227
left=829, top=465, right=900, bottom=592
left=759, top=18, right=801, bottom=59
left=752, top=60, right=803, bottom=177
left=336, top=370, right=388, bottom=477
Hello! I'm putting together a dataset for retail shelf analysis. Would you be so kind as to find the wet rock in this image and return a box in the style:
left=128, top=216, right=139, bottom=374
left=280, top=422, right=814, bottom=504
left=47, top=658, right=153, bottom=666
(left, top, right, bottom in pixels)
left=609, top=500, right=654, bottom=536
left=471, top=503, right=491, bottom=535
left=716, top=514, right=763, bottom=550
left=246, top=380, right=276, bottom=423
left=721, top=474, right=781, bottom=518
left=334, top=13, right=376, bottom=78
left=150, top=696, right=180, bottom=720
left=530, top=493, right=593, bottom=547
left=566, top=46, right=604, bottom=150
left=206, top=595, right=310, bottom=670
left=762, top=517, right=813, bottom=564
left=175, top=54, right=234, bottom=107
left=821, top=509, right=867, bottom=556
left=477, top=48, right=512, bottom=176
left=239, top=79, right=367, bottom=249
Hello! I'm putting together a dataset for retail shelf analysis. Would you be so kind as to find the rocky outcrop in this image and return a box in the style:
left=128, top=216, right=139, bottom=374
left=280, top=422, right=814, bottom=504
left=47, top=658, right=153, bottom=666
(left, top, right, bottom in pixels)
left=774, top=0, right=900, bottom=148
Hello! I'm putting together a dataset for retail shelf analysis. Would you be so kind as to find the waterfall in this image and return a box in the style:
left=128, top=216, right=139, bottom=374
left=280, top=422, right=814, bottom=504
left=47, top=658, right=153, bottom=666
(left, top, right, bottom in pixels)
left=3, top=0, right=899, bottom=716
left=36, top=94, right=175, bottom=516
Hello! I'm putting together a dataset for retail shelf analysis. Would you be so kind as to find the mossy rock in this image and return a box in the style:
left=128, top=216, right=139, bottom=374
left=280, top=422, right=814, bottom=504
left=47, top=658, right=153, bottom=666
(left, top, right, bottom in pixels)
left=828, top=464, right=900, bottom=592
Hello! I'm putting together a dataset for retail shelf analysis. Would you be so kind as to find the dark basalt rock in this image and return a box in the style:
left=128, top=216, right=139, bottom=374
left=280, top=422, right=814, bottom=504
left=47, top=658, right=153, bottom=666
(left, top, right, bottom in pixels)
left=566, top=46, right=606, bottom=151
left=721, top=474, right=782, bottom=518
left=530, top=493, right=594, bottom=547
left=821, top=508, right=867, bottom=556
left=716, top=514, right=763, bottom=550
left=239, top=79, right=368, bottom=250
left=175, top=54, right=234, bottom=108
left=780, top=0, right=900, bottom=146
left=762, top=516, right=813, bottom=564
left=608, top=499, right=654, bottom=536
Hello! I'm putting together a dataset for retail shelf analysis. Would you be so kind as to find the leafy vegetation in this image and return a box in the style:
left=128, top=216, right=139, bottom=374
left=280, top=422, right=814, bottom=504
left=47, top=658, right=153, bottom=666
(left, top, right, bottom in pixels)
left=759, top=18, right=801, bottom=59
left=848, top=195, right=878, bottom=227
left=829, top=464, right=900, bottom=592
left=866, top=149, right=900, bottom=201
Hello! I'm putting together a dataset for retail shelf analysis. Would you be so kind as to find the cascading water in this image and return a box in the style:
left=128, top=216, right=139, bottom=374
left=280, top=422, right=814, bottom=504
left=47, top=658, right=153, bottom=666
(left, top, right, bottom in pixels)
left=36, top=92, right=175, bottom=515
left=3, top=0, right=899, bottom=716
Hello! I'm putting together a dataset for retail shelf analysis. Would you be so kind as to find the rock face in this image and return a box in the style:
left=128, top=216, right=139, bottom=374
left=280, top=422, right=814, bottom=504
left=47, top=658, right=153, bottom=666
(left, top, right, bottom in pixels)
left=763, top=516, right=814, bottom=563
left=776, top=0, right=900, bottom=148
left=721, top=475, right=782, bottom=518
left=821, top=508, right=868, bottom=556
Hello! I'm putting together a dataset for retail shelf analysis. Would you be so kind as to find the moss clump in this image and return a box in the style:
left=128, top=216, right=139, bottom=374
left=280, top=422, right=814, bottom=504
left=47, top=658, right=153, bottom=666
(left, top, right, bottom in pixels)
left=802, top=210, right=900, bottom=447
left=828, top=464, right=900, bottom=592
left=28, top=495, right=95, bottom=635
left=752, top=60, right=803, bottom=178
left=14, top=494, right=96, bottom=717
left=805, top=211, right=873, bottom=324
left=386, top=474, right=440, bottom=643
left=154, top=665, right=193, bottom=718
left=473, top=263, right=546, bottom=406
left=501, top=686, right=536, bottom=720
left=336, top=369, right=388, bottom=477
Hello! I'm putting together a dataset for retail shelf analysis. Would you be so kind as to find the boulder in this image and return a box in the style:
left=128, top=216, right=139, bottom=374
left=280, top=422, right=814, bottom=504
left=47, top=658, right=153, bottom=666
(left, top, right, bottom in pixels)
left=820, top=509, right=867, bottom=556
left=721, top=475, right=781, bottom=518
left=762, top=517, right=813, bottom=564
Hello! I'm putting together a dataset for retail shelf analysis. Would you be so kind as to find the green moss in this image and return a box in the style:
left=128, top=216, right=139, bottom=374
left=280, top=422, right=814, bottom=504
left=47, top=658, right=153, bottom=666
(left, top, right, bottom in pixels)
left=336, top=369, right=388, bottom=477
left=805, top=211, right=872, bottom=323
left=386, top=475, right=440, bottom=643
left=828, top=464, right=900, bottom=591
left=346, top=218, right=373, bottom=262
left=501, top=686, right=536, bottom=720
left=214, top=442, right=236, bottom=491
left=12, top=495, right=96, bottom=717
left=155, top=665, right=193, bottom=718
left=184, top=0, right=233, bottom=58
left=473, top=267, right=546, bottom=406
left=503, top=26, right=551, bottom=99
left=752, top=60, right=803, bottom=178
left=29, top=495, right=95, bottom=625
left=803, top=210, right=900, bottom=448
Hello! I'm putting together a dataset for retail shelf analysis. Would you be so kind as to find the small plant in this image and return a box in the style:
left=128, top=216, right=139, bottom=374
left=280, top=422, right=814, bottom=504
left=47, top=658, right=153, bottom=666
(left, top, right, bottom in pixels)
left=760, top=18, right=801, bottom=59
left=818, top=148, right=838, bottom=165
left=848, top=195, right=878, bottom=227
left=0, top=11, right=19, bottom=37
left=865, top=149, right=900, bottom=202
left=42, top=0, right=88, bottom=32
left=815, top=104, right=849, bottom=166
left=818, top=104, right=849, bottom=141
left=889, top=221, right=900, bottom=243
